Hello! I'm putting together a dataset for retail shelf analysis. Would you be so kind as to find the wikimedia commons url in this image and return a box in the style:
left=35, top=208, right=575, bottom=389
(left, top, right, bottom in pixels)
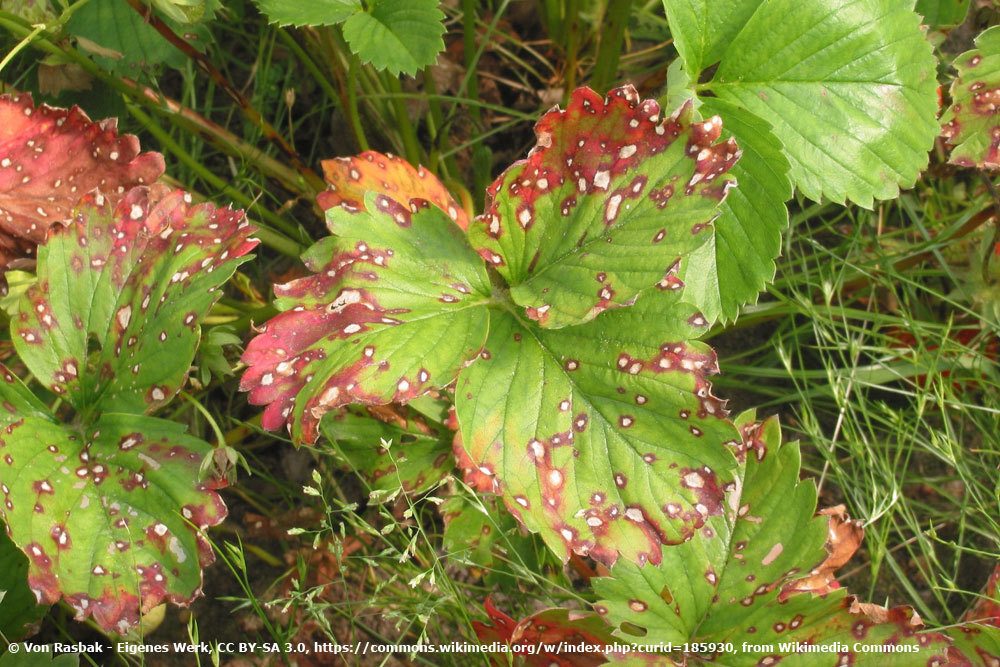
left=5, top=640, right=927, bottom=659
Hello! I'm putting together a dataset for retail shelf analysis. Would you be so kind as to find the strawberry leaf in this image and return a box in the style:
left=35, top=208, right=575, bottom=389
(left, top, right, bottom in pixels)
left=340, top=0, right=446, bottom=76
left=253, top=0, right=361, bottom=26
left=317, top=150, right=469, bottom=230
left=0, top=378, right=225, bottom=635
left=12, top=187, right=258, bottom=416
left=455, top=288, right=738, bottom=566
left=678, top=99, right=791, bottom=323
left=592, top=413, right=953, bottom=664
left=664, top=0, right=939, bottom=207
left=0, top=93, right=164, bottom=272
left=467, top=86, right=738, bottom=329
left=916, top=0, right=971, bottom=29
left=320, top=405, right=452, bottom=495
left=473, top=598, right=622, bottom=666
left=242, top=194, right=491, bottom=444
left=942, top=25, right=1000, bottom=170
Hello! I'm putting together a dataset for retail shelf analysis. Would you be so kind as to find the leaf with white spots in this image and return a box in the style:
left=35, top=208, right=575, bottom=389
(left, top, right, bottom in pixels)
left=678, top=100, right=792, bottom=323
left=241, top=193, right=491, bottom=444
left=13, top=187, right=258, bottom=415
left=317, top=150, right=469, bottom=230
left=664, top=0, right=940, bottom=207
left=0, top=369, right=225, bottom=634
left=454, top=287, right=739, bottom=566
left=941, top=25, right=1000, bottom=170
left=467, top=85, right=738, bottom=329
left=320, top=405, right=453, bottom=495
left=0, top=94, right=164, bottom=273
left=592, top=413, right=953, bottom=664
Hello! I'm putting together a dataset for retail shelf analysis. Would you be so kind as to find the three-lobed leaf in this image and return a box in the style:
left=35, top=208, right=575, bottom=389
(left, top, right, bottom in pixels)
left=941, top=25, right=1000, bottom=170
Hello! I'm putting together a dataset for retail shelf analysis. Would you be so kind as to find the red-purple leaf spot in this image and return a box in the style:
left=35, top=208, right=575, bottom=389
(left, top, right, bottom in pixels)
left=317, top=150, right=469, bottom=230
left=468, top=85, right=739, bottom=328
left=941, top=26, right=1000, bottom=169
left=14, top=186, right=258, bottom=414
left=242, top=193, right=490, bottom=444
left=0, top=93, right=164, bottom=272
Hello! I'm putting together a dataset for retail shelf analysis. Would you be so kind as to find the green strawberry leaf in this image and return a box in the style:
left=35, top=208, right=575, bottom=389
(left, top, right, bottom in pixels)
left=455, top=287, right=739, bottom=566
left=0, top=527, right=48, bottom=640
left=12, top=187, right=258, bottom=417
left=593, top=413, right=953, bottom=664
left=0, top=380, right=225, bottom=635
left=664, top=0, right=939, bottom=208
left=916, top=0, right=970, bottom=28
left=242, top=193, right=491, bottom=444
left=678, top=99, right=791, bottom=323
left=320, top=405, right=452, bottom=495
left=468, top=86, right=738, bottom=329
left=253, top=0, right=361, bottom=26
left=942, top=25, right=1000, bottom=170
left=341, top=0, right=446, bottom=76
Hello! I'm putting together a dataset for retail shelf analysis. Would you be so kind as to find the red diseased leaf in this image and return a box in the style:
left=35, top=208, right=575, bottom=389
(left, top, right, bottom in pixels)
left=473, top=597, right=623, bottom=666
left=0, top=370, right=225, bottom=634
left=945, top=565, right=1000, bottom=664
left=13, top=187, right=258, bottom=414
left=468, top=85, right=738, bottom=329
left=942, top=26, right=1000, bottom=169
left=317, top=150, right=469, bottom=230
left=0, top=94, right=164, bottom=271
left=455, top=288, right=738, bottom=566
left=242, top=194, right=491, bottom=444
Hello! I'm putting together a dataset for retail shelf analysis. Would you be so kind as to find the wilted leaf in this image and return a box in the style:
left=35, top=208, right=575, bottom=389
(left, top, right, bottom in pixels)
left=242, top=193, right=491, bottom=444
left=664, top=0, right=939, bottom=207
left=456, top=288, right=739, bottom=566
left=0, top=93, right=164, bottom=271
left=13, top=187, right=258, bottom=415
left=317, top=150, right=469, bottom=230
left=942, top=25, right=1000, bottom=170
left=473, top=597, right=623, bottom=666
left=592, top=413, right=953, bottom=664
left=468, top=86, right=738, bottom=329
left=341, top=0, right=446, bottom=76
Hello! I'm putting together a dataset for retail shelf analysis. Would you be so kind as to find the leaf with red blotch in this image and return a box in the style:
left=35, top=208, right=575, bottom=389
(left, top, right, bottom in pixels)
left=242, top=192, right=491, bottom=444
left=942, top=26, right=1000, bottom=170
left=454, top=287, right=739, bottom=566
left=0, top=93, right=164, bottom=271
left=0, top=369, right=225, bottom=635
left=317, top=150, right=469, bottom=230
left=473, top=597, right=626, bottom=666
left=12, top=187, right=258, bottom=415
left=467, top=85, right=738, bottom=329
left=592, top=412, right=953, bottom=665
